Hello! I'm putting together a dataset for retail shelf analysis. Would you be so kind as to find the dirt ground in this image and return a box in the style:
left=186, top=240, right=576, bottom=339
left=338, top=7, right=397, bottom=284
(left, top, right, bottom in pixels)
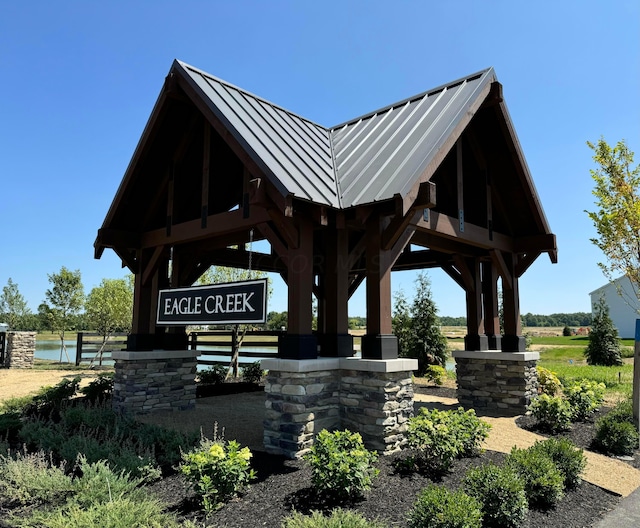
left=0, top=368, right=99, bottom=402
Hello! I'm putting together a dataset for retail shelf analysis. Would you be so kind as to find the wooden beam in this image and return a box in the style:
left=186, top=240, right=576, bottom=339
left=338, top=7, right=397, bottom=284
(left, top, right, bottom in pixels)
left=141, top=207, right=270, bottom=248
left=201, top=121, right=211, bottom=228
left=166, top=163, right=174, bottom=236
left=490, top=249, right=512, bottom=290
left=142, top=245, right=167, bottom=287
left=457, top=139, right=464, bottom=233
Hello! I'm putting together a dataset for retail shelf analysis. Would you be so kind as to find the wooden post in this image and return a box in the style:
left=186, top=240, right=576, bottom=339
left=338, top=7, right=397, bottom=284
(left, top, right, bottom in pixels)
left=634, top=319, right=640, bottom=430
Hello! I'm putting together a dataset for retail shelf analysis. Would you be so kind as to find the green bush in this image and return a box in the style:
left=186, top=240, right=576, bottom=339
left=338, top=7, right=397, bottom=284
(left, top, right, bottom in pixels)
left=406, top=407, right=490, bottom=474
left=563, top=326, right=572, bottom=337
left=80, top=373, right=114, bottom=403
left=527, top=394, right=572, bottom=433
left=198, top=364, right=228, bottom=384
left=180, top=436, right=256, bottom=512
left=0, top=410, right=23, bottom=441
left=536, top=366, right=562, bottom=396
left=304, top=429, right=379, bottom=500
left=463, top=463, right=528, bottom=528
left=408, top=485, right=483, bottom=528
left=0, top=449, right=72, bottom=506
left=529, top=437, right=586, bottom=489
left=282, top=508, right=386, bottom=528
left=424, top=364, right=446, bottom=386
left=593, top=400, right=639, bottom=456
left=506, top=446, right=565, bottom=508
left=242, top=361, right=264, bottom=384
left=23, top=376, right=81, bottom=418
left=564, top=379, right=605, bottom=421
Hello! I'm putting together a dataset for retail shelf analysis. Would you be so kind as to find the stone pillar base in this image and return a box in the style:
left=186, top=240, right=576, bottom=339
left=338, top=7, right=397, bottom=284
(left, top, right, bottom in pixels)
left=262, top=357, right=418, bottom=458
left=452, top=350, right=539, bottom=416
left=111, top=350, right=198, bottom=414
left=5, top=332, right=36, bottom=368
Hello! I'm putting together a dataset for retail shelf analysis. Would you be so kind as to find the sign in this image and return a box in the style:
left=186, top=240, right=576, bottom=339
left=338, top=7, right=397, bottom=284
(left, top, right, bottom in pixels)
left=156, top=279, right=267, bottom=325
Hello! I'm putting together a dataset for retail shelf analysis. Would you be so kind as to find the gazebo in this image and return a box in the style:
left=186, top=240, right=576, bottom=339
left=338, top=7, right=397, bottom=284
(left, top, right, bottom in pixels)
left=95, top=60, right=556, bottom=457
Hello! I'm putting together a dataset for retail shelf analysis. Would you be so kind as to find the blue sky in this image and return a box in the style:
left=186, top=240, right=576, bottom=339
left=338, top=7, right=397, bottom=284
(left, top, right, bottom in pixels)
left=0, top=0, right=638, bottom=319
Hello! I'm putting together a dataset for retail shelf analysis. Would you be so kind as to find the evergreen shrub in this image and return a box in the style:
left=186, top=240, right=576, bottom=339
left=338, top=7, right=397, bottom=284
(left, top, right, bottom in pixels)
left=408, top=485, right=483, bottom=528
left=506, top=446, right=565, bottom=508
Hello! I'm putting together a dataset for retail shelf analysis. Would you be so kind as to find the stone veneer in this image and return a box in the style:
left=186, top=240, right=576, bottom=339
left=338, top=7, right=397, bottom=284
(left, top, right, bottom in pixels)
left=452, top=350, right=539, bottom=416
left=262, top=357, right=417, bottom=459
left=111, top=350, right=198, bottom=414
left=4, top=332, right=36, bottom=368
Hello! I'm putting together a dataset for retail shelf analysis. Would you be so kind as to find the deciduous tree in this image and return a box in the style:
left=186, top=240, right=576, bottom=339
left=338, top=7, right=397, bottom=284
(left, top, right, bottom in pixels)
left=44, top=267, right=84, bottom=362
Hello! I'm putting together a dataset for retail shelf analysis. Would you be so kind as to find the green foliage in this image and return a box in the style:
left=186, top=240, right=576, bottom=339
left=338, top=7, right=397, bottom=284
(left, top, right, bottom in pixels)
left=267, top=310, right=288, bottom=331
left=406, top=407, right=490, bottom=474
left=85, top=278, right=133, bottom=342
left=463, top=463, right=528, bottom=528
left=536, top=366, right=562, bottom=396
left=586, top=138, right=640, bottom=295
left=198, top=364, right=228, bottom=384
left=594, top=399, right=640, bottom=456
left=22, top=376, right=81, bottom=418
left=282, top=508, right=386, bottom=528
left=0, top=449, right=72, bottom=505
left=0, top=277, right=33, bottom=330
left=408, top=485, right=483, bottom=528
left=423, top=364, right=446, bottom=386
left=304, top=429, right=379, bottom=500
left=393, top=273, right=448, bottom=375
left=80, top=373, right=114, bottom=403
left=242, top=361, right=264, bottom=384
left=0, top=410, right=23, bottom=441
left=527, top=394, right=572, bottom=433
left=563, top=379, right=605, bottom=421
left=506, top=446, right=565, bottom=508
left=585, top=297, right=623, bottom=366
left=180, top=436, right=256, bottom=512
left=529, top=438, right=586, bottom=489
left=562, top=325, right=572, bottom=336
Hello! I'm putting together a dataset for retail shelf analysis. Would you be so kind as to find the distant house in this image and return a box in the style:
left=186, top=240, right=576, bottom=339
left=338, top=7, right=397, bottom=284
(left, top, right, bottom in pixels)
left=589, top=276, right=640, bottom=339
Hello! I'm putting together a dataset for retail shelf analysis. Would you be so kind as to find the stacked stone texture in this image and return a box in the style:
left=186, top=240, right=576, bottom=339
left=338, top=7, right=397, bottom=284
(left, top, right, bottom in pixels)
left=455, top=357, right=538, bottom=415
left=264, top=368, right=414, bottom=458
left=112, top=356, right=197, bottom=414
left=4, top=332, right=36, bottom=368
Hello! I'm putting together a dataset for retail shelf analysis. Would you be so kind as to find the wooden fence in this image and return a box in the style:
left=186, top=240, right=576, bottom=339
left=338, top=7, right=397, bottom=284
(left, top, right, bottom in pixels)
left=75, top=332, right=128, bottom=366
left=0, top=332, right=5, bottom=365
left=189, top=330, right=282, bottom=367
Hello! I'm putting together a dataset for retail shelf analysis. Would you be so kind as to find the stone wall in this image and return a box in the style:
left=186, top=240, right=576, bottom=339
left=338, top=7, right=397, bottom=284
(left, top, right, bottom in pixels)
left=452, top=350, right=539, bottom=416
left=111, top=350, right=198, bottom=414
left=262, top=357, right=418, bottom=459
left=4, top=331, right=36, bottom=368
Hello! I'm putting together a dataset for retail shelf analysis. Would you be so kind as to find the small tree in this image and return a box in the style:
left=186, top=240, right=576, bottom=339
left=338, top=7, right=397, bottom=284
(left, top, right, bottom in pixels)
left=0, top=278, right=32, bottom=330
left=85, top=278, right=133, bottom=365
left=44, top=267, right=84, bottom=362
left=392, top=289, right=412, bottom=356
left=585, top=297, right=622, bottom=366
left=393, top=272, right=448, bottom=375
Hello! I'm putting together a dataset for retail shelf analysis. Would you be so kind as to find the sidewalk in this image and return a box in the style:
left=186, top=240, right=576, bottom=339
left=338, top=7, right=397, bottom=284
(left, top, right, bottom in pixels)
left=595, top=486, right=640, bottom=528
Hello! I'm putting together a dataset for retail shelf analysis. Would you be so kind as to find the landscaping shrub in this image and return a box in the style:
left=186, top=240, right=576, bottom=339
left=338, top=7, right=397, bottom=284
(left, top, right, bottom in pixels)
left=180, top=436, right=256, bottom=512
left=424, top=364, right=446, bottom=386
left=584, top=298, right=623, bottom=366
left=536, top=366, right=562, bottom=396
left=242, top=361, right=264, bottom=384
left=593, top=399, right=639, bottom=456
left=304, top=429, right=379, bottom=500
left=563, top=379, right=605, bottom=421
left=406, top=407, right=490, bottom=474
left=282, top=508, right=386, bottom=528
left=506, top=446, right=565, bottom=508
left=463, top=463, right=528, bottom=528
left=527, top=394, right=572, bottom=433
left=529, top=437, right=586, bottom=489
left=80, top=373, right=114, bottom=403
left=22, top=376, right=81, bottom=418
left=0, top=410, right=23, bottom=442
left=0, top=449, right=72, bottom=506
left=198, top=364, right=228, bottom=384
left=408, top=485, right=483, bottom=528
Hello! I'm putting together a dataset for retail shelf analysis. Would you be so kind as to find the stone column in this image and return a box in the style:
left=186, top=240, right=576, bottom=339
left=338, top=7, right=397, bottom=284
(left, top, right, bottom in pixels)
left=5, top=332, right=36, bottom=368
left=111, top=350, right=198, bottom=414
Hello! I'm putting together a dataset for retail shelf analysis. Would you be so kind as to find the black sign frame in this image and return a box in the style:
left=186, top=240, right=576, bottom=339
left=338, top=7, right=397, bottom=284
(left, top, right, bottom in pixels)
left=156, top=278, right=268, bottom=326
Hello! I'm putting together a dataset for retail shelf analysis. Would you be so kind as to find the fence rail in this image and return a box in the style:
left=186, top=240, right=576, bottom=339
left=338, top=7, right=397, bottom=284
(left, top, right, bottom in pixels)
left=189, top=330, right=282, bottom=367
left=0, top=332, right=5, bottom=365
left=75, top=332, right=128, bottom=366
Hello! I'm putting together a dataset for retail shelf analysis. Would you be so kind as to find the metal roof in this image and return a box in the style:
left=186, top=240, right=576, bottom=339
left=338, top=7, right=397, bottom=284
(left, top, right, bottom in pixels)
left=176, top=61, right=496, bottom=210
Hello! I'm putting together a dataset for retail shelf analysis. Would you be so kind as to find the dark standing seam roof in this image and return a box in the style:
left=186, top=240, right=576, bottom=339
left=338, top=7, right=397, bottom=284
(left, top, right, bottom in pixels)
left=177, top=61, right=496, bottom=209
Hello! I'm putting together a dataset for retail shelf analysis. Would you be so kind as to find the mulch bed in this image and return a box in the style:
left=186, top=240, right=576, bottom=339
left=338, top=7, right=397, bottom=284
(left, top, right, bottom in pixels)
left=144, top=384, right=627, bottom=527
